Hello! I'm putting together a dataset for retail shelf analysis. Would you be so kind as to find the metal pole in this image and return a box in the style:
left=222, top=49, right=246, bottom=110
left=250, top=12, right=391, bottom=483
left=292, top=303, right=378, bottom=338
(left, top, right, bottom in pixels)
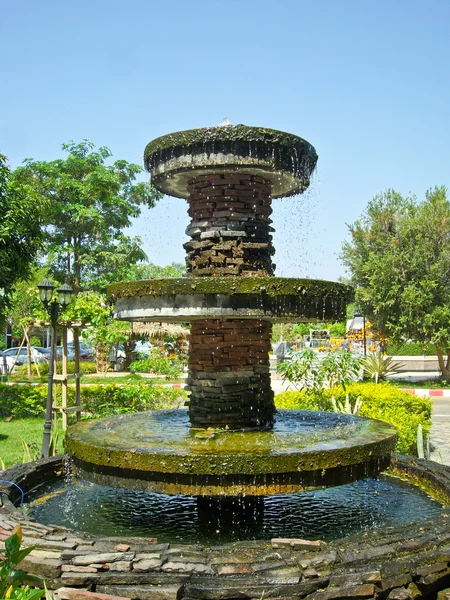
left=363, top=314, right=367, bottom=356
left=41, top=301, right=58, bottom=458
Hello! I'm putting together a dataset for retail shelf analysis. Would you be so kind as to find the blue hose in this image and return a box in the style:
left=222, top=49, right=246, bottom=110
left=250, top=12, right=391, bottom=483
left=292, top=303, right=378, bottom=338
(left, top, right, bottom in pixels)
left=0, top=480, right=25, bottom=506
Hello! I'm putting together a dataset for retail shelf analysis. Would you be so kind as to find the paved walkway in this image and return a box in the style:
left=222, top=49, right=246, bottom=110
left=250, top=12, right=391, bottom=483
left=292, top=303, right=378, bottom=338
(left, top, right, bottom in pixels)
left=429, top=420, right=450, bottom=465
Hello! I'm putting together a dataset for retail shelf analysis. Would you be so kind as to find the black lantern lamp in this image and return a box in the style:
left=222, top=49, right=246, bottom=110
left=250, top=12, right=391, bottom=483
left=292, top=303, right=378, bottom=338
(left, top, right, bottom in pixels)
left=57, top=282, right=74, bottom=308
left=37, top=278, right=73, bottom=458
left=37, top=278, right=55, bottom=308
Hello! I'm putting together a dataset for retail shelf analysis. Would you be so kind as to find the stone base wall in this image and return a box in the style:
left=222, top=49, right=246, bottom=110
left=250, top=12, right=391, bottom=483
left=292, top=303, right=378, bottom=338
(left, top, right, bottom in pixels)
left=184, top=174, right=274, bottom=276
left=187, top=319, right=274, bottom=429
left=3, top=455, right=450, bottom=599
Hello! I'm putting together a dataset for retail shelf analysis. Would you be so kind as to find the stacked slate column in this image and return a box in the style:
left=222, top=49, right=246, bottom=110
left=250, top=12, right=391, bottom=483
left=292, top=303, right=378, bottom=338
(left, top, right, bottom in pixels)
left=185, top=173, right=275, bottom=429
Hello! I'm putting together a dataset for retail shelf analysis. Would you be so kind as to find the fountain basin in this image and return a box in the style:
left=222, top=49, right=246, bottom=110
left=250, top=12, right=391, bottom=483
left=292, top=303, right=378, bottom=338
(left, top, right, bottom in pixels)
left=65, top=410, right=397, bottom=496
left=109, top=277, right=352, bottom=323
left=144, top=125, right=318, bottom=198
left=2, top=454, right=450, bottom=599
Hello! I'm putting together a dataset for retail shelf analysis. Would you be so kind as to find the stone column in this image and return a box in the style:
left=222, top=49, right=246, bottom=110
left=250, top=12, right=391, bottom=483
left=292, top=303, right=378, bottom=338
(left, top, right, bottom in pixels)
left=184, top=174, right=275, bottom=276
left=187, top=319, right=274, bottom=429
left=184, top=173, right=275, bottom=430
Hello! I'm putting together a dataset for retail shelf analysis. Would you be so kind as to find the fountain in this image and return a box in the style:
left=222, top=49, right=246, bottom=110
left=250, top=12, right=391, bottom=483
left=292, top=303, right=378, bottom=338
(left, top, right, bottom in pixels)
left=2, top=125, right=450, bottom=599
left=65, top=124, right=397, bottom=498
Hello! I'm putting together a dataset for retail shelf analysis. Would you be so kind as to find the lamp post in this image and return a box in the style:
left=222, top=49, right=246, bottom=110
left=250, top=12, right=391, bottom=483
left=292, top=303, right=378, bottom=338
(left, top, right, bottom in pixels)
left=37, top=279, right=73, bottom=458
left=353, top=310, right=367, bottom=357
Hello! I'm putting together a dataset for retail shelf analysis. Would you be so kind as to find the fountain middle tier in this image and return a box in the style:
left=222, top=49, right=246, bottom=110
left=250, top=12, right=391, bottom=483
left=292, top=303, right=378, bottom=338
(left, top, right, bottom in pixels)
left=109, top=276, right=353, bottom=323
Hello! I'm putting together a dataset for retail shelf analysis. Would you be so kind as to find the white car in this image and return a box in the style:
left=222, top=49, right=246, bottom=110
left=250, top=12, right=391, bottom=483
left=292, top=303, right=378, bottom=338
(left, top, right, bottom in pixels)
left=0, top=346, right=47, bottom=373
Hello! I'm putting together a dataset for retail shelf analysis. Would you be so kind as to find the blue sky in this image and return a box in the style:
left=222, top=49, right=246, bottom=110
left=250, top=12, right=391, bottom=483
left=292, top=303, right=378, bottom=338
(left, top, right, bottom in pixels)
left=2, top=0, right=450, bottom=281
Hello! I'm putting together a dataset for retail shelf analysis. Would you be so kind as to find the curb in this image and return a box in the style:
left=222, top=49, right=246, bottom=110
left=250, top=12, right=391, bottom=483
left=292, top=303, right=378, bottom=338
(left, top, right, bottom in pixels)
left=400, top=388, right=450, bottom=397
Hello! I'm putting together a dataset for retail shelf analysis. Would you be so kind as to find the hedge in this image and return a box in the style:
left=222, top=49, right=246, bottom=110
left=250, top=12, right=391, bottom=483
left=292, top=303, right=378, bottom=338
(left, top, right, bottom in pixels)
left=13, top=361, right=97, bottom=377
left=386, top=342, right=436, bottom=356
left=275, top=382, right=432, bottom=455
left=0, top=383, right=188, bottom=419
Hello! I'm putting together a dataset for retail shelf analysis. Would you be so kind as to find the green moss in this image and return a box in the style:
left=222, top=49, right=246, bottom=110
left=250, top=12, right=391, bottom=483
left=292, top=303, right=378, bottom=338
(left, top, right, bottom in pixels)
left=108, top=277, right=353, bottom=302
left=145, top=125, right=317, bottom=164
left=65, top=409, right=396, bottom=477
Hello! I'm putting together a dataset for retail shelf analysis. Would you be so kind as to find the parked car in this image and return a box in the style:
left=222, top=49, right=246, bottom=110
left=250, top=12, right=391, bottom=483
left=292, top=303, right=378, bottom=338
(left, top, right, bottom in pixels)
left=72, top=341, right=95, bottom=360
left=31, top=347, right=51, bottom=362
left=55, top=341, right=95, bottom=361
left=0, top=351, right=12, bottom=375
left=0, top=346, right=47, bottom=372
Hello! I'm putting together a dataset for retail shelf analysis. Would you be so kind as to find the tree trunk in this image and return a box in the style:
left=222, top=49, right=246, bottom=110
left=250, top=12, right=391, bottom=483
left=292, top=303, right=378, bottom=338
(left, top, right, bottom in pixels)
left=95, top=342, right=109, bottom=374
left=73, top=249, right=81, bottom=295
left=124, top=340, right=135, bottom=370
left=435, top=346, right=450, bottom=382
left=25, top=326, right=31, bottom=378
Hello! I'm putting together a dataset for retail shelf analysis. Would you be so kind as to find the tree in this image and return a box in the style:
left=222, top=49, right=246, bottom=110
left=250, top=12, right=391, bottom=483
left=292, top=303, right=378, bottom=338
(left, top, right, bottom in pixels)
left=12, top=141, right=163, bottom=294
left=0, top=154, right=44, bottom=324
left=65, top=291, right=130, bottom=373
left=7, top=267, right=48, bottom=376
left=106, top=261, right=186, bottom=286
left=341, top=186, right=450, bottom=381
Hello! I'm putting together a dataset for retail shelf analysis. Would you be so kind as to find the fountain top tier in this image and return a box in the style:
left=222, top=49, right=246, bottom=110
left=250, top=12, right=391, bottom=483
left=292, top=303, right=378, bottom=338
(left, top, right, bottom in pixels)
left=144, top=124, right=318, bottom=198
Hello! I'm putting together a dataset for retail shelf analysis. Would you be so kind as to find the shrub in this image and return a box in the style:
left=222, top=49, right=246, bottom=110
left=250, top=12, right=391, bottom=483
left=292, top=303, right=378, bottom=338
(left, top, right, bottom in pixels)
left=0, top=385, right=46, bottom=417
left=386, top=342, right=436, bottom=356
left=275, top=391, right=332, bottom=411
left=129, top=353, right=184, bottom=380
left=74, top=383, right=187, bottom=418
left=0, top=382, right=188, bottom=419
left=277, top=349, right=361, bottom=392
left=0, top=526, right=48, bottom=599
left=13, top=361, right=97, bottom=378
left=274, top=382, right=431, bottom=455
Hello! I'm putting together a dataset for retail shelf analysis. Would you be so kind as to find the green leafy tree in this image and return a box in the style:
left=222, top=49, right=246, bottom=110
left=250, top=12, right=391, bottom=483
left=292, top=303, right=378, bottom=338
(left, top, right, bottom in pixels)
left=0, top=155, right=44, bottom=324
left=65, top=291, right=130, bottom=373
left=7, top=268, right=48, bottom=376
left=115, top=261, right=186, bottom=282
left=341, top=186, right=450, bottom=381
left=12, top=141, right=162, bottom=294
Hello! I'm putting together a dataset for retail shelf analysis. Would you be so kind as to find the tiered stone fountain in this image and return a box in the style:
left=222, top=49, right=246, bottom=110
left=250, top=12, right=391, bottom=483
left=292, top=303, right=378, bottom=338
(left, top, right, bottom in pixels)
left=3, top=125, right=450, bottom=600
left=65, top=124, right=397, bottom=498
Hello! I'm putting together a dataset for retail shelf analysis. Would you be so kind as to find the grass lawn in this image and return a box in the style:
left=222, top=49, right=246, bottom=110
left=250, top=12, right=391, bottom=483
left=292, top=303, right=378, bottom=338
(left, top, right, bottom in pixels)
left=389, top=378, right=450, bottom=389
left=0, top=418, right=64, bottom=469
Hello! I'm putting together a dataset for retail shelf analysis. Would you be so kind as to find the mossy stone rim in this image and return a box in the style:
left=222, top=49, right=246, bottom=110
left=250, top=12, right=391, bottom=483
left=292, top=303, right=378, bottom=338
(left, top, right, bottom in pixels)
left=145, top=125, right=317, bottom=158
left=64, top=410, right=398, bottom=487
left=144, top=125, right=318, bottom=198
left=108, top=276, right=353, bottom=301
